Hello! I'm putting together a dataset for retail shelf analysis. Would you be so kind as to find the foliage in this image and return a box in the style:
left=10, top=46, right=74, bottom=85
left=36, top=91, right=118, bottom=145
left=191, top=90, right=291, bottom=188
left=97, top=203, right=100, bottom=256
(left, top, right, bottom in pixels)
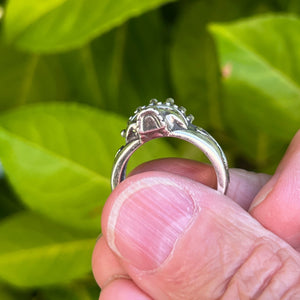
left=0, top=0, right=299, bottom=297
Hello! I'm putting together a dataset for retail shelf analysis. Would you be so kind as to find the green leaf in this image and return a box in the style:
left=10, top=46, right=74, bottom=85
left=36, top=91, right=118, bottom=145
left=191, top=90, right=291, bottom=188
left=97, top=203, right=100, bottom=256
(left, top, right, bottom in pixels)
left=4, top=0, right=174, bottom=53
left=0, top=11, right=169, bottom=113
left=170, top=0, right=274, bottom=131
left=278, top=0, right=300, bottom=14
left=288, top=0, right=300, bottom=14
left=0, top=287, right=17, bottom=300
left=209, top=15, right=300, bottom=166
left=0, top=211, right=95, bottom=287
left=0, top=43, right=70, bottom=110
left=170, top=1, right=223, bottom=129
left=87, top=11, right=170, bottom=115
left=0, top=284, right=32, bottom=300
left=0, top=103, right=176, bottom=231
left=0, top=42, right=105, bottom=110
left=52, top=10, right=170, bottom=114
left=0, top=44, right=37, bottom=109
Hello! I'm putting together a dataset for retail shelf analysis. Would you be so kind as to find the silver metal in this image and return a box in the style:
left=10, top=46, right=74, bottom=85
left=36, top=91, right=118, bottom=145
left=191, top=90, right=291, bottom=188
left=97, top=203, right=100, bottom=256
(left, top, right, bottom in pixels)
left=111, top=99, right=229, bottom=194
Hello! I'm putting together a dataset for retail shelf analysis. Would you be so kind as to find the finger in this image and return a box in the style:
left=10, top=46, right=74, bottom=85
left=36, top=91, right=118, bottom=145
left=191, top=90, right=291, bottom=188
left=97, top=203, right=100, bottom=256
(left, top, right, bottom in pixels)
left=101, top=172, right=300, bottom=299
left=250, top=130, right=300, bottom=250
left=228, top=168, right=270, bottom=209
left=131, top=158, right=270, bottom=209
left=100, top=279, right=152, bottom=300
left=130, top=158, right=217, bottom=189
left=92, top=236, right=128, bottom=288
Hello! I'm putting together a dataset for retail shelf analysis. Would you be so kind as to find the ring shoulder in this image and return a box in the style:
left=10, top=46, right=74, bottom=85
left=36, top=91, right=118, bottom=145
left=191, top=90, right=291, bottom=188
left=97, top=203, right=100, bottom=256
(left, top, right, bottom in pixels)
left=188, top=124, right=229, bottom=179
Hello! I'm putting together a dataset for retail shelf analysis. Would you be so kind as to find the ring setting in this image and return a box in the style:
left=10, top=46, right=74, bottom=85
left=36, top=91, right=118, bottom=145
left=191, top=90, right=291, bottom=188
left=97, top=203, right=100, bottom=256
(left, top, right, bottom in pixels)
left=111, top=99, right=229, bottom=194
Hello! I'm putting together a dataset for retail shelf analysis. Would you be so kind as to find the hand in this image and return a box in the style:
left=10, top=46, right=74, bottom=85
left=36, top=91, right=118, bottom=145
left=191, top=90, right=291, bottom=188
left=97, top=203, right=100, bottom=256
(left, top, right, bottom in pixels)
left=92, top=130, right=300, bottom=299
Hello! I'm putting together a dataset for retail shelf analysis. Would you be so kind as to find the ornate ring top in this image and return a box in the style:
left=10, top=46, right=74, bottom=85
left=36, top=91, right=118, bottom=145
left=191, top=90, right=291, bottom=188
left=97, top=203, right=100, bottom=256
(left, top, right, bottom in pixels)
left=121, top=98, right=195, bottom=143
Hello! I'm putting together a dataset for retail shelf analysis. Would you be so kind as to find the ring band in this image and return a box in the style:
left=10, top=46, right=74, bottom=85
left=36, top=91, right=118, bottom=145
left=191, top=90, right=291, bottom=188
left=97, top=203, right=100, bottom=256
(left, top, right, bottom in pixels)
left=111, top=99, right=229, bottom=194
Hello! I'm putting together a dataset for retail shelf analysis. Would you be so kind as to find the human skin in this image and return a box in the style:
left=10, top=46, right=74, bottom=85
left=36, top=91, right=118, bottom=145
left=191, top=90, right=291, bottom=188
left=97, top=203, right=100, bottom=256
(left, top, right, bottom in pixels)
left=92, top=130, right=300, bottom=299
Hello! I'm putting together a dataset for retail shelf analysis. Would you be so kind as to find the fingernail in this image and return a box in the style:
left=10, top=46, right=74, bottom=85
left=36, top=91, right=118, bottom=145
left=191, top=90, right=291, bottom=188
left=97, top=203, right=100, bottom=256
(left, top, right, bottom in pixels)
left=248, top=171, right=284, bottom=215
left=249, top=184, right=273, bottom=212
left=249, top=132, right=300, bottom=213
left=106, top=178, right=196, bottom=271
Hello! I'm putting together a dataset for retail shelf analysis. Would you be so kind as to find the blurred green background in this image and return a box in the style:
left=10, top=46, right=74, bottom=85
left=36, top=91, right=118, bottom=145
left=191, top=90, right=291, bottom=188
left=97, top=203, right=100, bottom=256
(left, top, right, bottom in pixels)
left=0, top=0, right=299, bottom=298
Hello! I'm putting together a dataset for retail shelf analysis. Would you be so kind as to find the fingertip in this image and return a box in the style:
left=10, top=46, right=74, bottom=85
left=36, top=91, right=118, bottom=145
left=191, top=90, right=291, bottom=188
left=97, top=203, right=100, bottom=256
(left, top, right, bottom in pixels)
left=100, top=279, right=152, bottom=300
left=249, top=130, right=300, bottom=248
left=92, top=236, right=128, bottom=288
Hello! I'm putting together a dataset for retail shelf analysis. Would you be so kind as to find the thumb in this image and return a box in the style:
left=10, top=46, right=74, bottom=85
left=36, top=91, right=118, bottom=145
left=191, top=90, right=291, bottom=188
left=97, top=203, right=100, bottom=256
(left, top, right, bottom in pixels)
left=102, top=172, right=300, bottom=299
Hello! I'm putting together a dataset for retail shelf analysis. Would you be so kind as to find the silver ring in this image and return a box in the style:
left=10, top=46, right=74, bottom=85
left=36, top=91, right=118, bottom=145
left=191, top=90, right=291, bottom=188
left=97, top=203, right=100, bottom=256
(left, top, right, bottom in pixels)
left=111, top=99, right=229, bottom=194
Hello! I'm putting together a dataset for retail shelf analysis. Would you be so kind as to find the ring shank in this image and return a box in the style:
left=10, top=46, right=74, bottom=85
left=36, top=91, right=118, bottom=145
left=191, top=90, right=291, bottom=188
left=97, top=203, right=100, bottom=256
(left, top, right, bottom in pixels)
left=111, top=128, right=229, bottom=194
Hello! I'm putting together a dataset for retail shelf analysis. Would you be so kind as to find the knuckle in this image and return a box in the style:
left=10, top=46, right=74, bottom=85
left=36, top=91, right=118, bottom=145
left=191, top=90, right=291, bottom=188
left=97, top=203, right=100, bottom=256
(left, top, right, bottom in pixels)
left=220, top=241, right=300, bottom=299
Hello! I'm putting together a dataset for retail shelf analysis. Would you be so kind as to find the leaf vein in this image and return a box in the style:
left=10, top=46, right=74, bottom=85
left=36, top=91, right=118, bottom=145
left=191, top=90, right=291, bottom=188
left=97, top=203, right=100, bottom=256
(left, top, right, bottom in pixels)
left=0, top=238, right=95, bottom=263
left=213, top=25, right=300, bottom=95
left=0, top=127, right=110, bottom=185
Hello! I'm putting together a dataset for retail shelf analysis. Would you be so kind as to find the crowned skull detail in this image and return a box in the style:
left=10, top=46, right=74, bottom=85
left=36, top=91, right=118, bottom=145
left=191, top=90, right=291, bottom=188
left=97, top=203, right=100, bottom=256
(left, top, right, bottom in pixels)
left=122, top=99, right=194, bottom=143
